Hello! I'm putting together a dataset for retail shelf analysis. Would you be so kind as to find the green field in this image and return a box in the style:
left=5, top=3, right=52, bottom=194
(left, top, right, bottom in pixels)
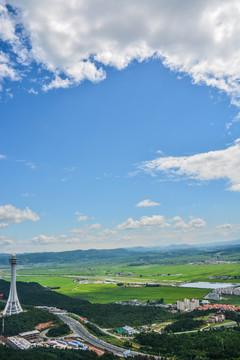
left=13, top=263, right=240, bottom=283
left=8, top=276, right=209, bottom=303
left=2, top=261, right=240, bottom=305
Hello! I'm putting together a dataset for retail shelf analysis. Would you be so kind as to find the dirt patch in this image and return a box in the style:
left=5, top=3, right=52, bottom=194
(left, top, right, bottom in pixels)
left=88, top=345, right=105, bottom=355
left=0, top=336, right=7, bottom=344
left=35, top=321, right=54, bottom=330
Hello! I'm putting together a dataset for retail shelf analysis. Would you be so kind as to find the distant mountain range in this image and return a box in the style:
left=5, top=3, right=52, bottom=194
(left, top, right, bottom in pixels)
left=0, top=239, right=239, bottom=266
left=127, top=238, right=240, bottom=252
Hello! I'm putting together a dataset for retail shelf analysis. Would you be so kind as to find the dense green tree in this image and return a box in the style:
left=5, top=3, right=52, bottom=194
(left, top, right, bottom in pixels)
left=47, top=323, right=71, bottom=337
left=135, top=327, right=240, bottom=359
left=3, top=308, right=60, bottom=336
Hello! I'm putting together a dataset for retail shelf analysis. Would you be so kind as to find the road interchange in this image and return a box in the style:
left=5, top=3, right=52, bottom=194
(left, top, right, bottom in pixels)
left=58, top=313, right=161, bottom=358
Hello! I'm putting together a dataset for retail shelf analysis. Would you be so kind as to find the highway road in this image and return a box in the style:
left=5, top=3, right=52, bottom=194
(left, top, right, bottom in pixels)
left=58, top=313, right=161, bottom=358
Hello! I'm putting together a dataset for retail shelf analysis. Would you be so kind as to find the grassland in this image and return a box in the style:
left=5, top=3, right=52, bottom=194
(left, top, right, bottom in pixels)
left=12, top=263, right=240, bottom=283
left=2, top=261, right=240, bottom=305
left=7, top=275, right=209, bottom=303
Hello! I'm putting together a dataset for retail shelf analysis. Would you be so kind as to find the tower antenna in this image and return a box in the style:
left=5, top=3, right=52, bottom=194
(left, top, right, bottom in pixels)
left=3, top=254, right=23, bottom=316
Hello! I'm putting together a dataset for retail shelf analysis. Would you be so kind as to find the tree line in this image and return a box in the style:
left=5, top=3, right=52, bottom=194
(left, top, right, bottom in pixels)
left=135, top=327, right=240, bottom=359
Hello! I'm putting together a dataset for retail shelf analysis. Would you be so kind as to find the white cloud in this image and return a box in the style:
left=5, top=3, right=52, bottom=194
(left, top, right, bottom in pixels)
left=0, top=154, right=6, bottom=159
left=89, top=223, right=101, bottom=230
left=98, top=229, right=117, bottom=236
left=117, top=214, right=206, bottom=232
left=42, top=76, right=72, bottom=91
left=21, top=216, right=239, bottom=251
left=0, top=5, right=29, bottom=84
left=173, top=216, right=206, bottom=231
left=64, top=166, right=76, bottom=172
left=135, top=199, right=160, bottom=207
left=117, top=215, right=170, bottom=230
left=17, top=159, right=37, bottom=169
left=77, top=215, right=88, bottom=222
left=0, top=0, right=239, bottom=103
left=74, top=212, right=88, bottom=222
left=32, top=234, right=67, bottom=245
left=139, top=139, right=240, bottom=191
left=217, top=223, right=232, bottom=230
left=216, top=223, right=240, bottom=236
left=0, top=204, right=40, bottom=223
left=21, top=192, right=31, bottom=197
left=216, top=223, right=233, bottom=233
left=0, top=235, right=13, bottom=247
left=189, top=216, right=206, bottom=228
left=28, top=88, right=38, bottom=95
left=0, top=222, right=9, bottom=228
left=70, top=223, right=101, bottom=234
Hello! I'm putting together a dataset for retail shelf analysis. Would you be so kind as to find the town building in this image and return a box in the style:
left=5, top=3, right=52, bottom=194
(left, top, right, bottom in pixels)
left=7, top=336, right=32, bottom=350
left=208, top=313, right=225, bottom=324
left=177, top=298, right=199, bottom=312
left=208, top=293, right=221, bottom=300
left=122, top=325, right=138, bottom=335
left=19, top=330, right=41, bottom=343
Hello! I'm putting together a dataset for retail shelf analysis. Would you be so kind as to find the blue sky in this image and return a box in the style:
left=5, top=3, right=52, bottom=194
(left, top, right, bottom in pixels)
left=0, top=1, right=240, bottom=252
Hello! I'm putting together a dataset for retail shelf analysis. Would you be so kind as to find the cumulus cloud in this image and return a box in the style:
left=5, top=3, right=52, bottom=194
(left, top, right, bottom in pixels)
left=17, top=159, right=37, bottom=169
left=74, top=212, right=89, bottom=222
left=0, top=154, right=6, bottom=159
left=0, top=222, right=9, bottom=228
left=117, top=214, right=206, bottom=232
left=98, top=229, right=117, bottom=236
left=217, top=223, right=233, bottom=231
left=215, top=222, right=240, bottom=236
left=21, top=192, right=33, bottom=197
left=0, top=204, right=40, bottom=223
left=32, top=234, right=67, bottom=245
left=116, top=215, right=170, bottom=230
left=42, top=76, right=72, bottom=91
left=77, top=215, right=88, bottom=222
left=135, top=199, right=160, bottom=207
left=70, top=223, right=101, bottom=234
left=0, top=235, right=13, bottom=247
left=173, top=216, right=206, bottom=231
left=0, top=4, right=29, bottom=84
left=0, top=0, right=240, bottom=103
left=28, top=88, right=38, bottom=95
left=139, top=139, right=240, bottom=191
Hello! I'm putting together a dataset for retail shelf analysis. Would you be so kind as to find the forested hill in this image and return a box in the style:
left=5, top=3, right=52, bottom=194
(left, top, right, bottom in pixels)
left=0, top=242, right=239, bottom=266
left=0, top=248, right=145, bottom=265
left=0, top=279, right=171, bottom=327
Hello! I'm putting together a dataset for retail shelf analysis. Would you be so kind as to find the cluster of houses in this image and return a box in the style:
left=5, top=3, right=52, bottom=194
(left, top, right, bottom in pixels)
left=188, top=260, right=240, bottom=265
left=207, top=314, right=225, bottom=324
left=198, top=303, right=240, bottom=311
left=211, top=286, right=240, bottom=296
left=114, top=299, right=168, bottom=307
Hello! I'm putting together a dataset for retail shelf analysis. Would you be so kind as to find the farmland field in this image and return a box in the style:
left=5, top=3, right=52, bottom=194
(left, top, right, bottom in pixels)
left=2, top=261, right=240, bottom=304
left=11, top=262, right=240, bottom=283
left=10, top=276, right=209, bottom=303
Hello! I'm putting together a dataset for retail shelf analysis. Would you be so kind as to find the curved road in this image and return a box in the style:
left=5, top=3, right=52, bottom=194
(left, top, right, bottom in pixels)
left=58, top=313, right=161, bottom=358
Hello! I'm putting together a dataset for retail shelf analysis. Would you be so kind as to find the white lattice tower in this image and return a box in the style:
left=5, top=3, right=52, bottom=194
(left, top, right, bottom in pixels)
left=3, top=254, right=23, bottom=316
